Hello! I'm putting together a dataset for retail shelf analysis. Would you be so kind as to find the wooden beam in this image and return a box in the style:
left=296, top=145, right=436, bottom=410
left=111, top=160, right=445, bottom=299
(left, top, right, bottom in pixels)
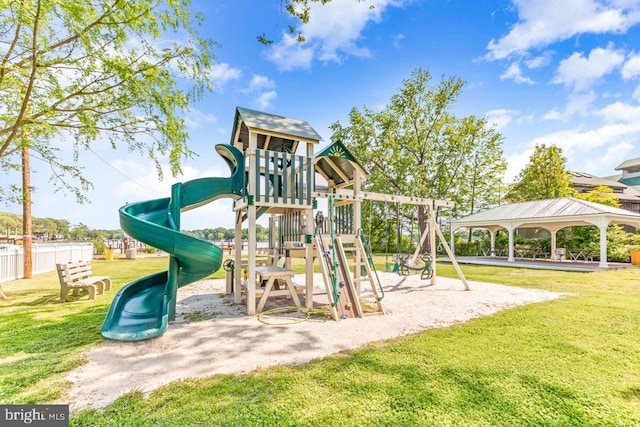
left=324, top=157, right=351, bottom=186
left=312, top=190, right=454, bottom=208
left=262, top=135, right=272, bottom=150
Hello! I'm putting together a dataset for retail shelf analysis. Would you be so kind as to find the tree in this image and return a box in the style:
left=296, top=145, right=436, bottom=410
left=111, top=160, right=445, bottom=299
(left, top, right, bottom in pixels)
left=507, top=144, right=574, bottom=202
left=0, top=0, right=216, bottom=281
left=0, top=0, right=216, bottom=199
left=574, top=184, right=619, bottom=207
left=70, top=223, right=90, bottom=240
left=569, top=185, right=621, bottom=250
left=330, top=68, right=506, bottom=251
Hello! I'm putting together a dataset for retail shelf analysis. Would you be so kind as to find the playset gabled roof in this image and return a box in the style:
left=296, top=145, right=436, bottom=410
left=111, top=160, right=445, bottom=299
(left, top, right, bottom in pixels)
left=314, top=140, right=369, bottom=188
left=230, top=107, right=322, bottom=153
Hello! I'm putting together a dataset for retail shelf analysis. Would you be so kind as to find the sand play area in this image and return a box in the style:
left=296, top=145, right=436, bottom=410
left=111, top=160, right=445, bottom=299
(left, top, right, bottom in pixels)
left=64, top=272, right=564, bottom=411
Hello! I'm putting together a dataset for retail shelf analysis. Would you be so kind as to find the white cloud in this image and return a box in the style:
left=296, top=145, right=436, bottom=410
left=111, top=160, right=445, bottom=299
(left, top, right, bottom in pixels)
left=543, top=109, right=563, bottom=121
left=542, top=92, right=597, bottom=120
left=583, top=141, right=633, bottom=173
left=265, top=0, right=403, bottom=70
left=524, top=51, right=553, bottom=68
left=552, top=44, right=625, bottom=91
left=209, top=63, right=242, bottom=88
left=526, top=119, right=640, bottom=160
left=486, top=0, right=640, bottom=60
left=515, top=98, right=640, bottom=176
left=184, top=108, right=217, bottom=129
left=504, top=149, right=534, bottom=183
left=253, top=90, right=278, bottom=110
left=564, top=91, right=597, bottom=116
left=242, top=75, right=277, bottom=110
left=246, top=75, right=275, bottom=92
left=500, top=62, right=535, bottom=84
left=265, top=34, right=315, bottom=70
left=485, top=109, right=517, bottom=130
left=621, top=51, right=640, bottom=79
left=597, top=101, right=640, bottom=122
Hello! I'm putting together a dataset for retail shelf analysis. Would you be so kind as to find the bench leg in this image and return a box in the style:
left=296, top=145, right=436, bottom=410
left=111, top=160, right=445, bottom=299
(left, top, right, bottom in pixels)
left=94, top=281, right=104, bottom=295
left=257, top=278, right=276, bottom=313
left=87, top=285, right=97, bottom=300
left=283, top=278, right=301, bottom=307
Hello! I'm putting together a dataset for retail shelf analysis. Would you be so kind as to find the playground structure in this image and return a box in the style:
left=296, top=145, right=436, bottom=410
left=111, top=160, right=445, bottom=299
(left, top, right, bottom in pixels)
left=102, top=107, right=468, bottom=341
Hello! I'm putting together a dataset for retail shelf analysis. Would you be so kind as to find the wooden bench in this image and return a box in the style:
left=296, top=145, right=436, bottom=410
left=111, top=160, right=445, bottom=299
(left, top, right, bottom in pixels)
left=254, top=266, right=302, bottom=313
left=56, top=261, right=112, bottom=302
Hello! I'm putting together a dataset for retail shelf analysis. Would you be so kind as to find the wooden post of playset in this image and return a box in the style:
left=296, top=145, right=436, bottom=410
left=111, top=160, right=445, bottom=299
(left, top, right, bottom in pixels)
left=245, top=132, right=259, bottom=315
left=353, top=170, right=363, bottom=292
left=429, top=203, right=437, bottom=286
left=234, top=202, right=243, bottom=304
left=304, top=142, right=315, bottom=309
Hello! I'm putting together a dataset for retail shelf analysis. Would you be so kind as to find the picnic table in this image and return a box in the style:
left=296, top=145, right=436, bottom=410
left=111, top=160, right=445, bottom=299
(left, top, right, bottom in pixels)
left=568, top=248, right=595, bottom=262
left=514, top=245, right=550, bottom=260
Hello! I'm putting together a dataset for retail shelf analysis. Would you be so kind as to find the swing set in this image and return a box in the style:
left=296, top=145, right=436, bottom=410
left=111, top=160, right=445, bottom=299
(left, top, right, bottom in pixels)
left=366, top=199, right=469, bottom=289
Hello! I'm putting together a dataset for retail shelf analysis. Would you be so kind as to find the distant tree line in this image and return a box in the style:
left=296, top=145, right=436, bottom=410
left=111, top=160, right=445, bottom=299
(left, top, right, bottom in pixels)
left=0, top=212, right=269, bottom=243
left=185, top=225, right=269, bottom=243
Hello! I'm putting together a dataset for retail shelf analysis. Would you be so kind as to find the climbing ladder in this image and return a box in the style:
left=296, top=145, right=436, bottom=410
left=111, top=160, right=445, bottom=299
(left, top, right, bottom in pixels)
left=315, top=231, right=385, bottom=320
left=336, top=232, right=385, bottom=315
left=315, top=232, right=361, bottom=320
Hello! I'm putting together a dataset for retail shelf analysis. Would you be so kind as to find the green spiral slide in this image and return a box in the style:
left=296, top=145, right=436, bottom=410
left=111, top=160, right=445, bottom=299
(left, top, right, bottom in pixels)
left=101, top=144, right=245, bottom=341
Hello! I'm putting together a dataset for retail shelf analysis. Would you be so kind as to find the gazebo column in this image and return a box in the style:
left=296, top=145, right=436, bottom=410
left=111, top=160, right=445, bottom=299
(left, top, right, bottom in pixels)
left=598, top=223, right=609, bottom=269
left=489, top=229, right=496, bottom=257
left=507, top=224, right=515, bottom=262
left=550, top=230, right=557, bottom=260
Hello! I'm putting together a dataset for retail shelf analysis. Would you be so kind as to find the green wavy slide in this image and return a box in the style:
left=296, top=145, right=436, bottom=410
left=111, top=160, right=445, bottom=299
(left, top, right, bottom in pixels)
left=101, top=144, right=245, bottom=341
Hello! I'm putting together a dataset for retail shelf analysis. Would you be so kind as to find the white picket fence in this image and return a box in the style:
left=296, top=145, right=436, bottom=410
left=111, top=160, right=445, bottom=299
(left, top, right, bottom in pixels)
left=0, top=242, right=94, bottom=283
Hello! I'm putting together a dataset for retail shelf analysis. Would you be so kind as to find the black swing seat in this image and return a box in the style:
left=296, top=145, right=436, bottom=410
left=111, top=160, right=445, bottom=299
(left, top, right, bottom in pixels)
left=397, top=254, right=433, bottom=280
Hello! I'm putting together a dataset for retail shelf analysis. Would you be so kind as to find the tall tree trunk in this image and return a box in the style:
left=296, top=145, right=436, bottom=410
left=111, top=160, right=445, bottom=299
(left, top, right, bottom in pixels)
left=23, top=146, right=33, bottom=279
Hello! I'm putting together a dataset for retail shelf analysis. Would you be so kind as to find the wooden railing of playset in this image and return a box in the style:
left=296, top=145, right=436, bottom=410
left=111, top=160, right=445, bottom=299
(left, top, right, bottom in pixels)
left=250, top=149, right=314, bottom=209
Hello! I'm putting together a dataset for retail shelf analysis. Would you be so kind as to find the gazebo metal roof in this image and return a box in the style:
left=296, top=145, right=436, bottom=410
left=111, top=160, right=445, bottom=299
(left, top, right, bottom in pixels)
left=453, top=197, right=640, bottom=229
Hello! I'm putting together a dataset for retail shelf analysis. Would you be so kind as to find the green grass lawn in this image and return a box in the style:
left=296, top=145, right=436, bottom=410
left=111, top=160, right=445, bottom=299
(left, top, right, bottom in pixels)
left=2, top=255, right=640, bottom=426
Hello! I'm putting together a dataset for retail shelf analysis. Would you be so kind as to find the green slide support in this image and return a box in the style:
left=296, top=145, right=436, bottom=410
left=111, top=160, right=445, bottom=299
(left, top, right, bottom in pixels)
left=101, top=144, right=245, bottom=341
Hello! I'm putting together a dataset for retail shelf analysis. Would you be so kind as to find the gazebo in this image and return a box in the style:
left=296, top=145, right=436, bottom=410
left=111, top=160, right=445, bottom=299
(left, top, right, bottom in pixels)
left=452, top=198, right=640, bottom=268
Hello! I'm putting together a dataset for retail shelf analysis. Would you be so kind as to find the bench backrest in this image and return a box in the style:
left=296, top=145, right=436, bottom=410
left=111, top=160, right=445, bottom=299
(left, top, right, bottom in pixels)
left=56, top=261, right=93, bottom=283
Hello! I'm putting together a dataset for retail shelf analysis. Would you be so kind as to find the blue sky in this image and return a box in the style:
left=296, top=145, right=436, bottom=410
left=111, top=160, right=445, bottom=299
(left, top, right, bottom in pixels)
left=5, top=0, right=640, bottom=231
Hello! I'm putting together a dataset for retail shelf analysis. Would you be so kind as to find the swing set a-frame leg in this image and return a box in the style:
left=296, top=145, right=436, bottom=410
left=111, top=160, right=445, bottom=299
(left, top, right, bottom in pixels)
left=434, top=224, right=470, bottom=291
left=411, top=208, right=470, bottom=291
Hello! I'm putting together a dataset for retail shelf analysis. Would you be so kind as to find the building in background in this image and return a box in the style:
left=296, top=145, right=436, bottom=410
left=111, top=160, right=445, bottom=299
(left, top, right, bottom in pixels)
left=571, top=157, right=640, bottom=218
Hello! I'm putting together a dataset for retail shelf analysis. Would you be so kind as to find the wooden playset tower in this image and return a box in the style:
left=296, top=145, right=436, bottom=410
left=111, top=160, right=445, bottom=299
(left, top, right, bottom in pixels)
left=229, top=107, right=320, bottom=315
